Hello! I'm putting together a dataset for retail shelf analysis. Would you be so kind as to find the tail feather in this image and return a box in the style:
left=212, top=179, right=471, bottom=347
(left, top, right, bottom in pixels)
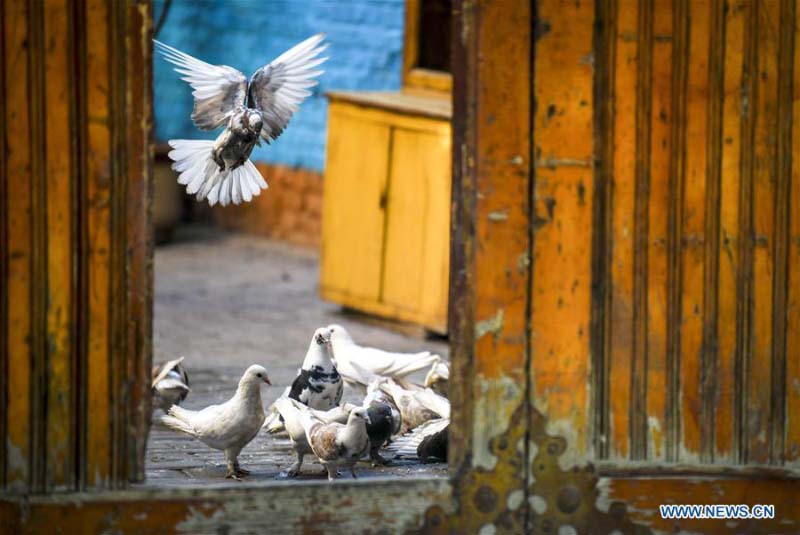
left=380, top=352, right=441, bottom=378
left=167, top=139, right=267, bottom=206
left=161, top=407, right=197, bottom=437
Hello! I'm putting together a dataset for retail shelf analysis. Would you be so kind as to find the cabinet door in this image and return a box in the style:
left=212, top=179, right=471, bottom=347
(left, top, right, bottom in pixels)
left=382, top=126, right=451, bottom=332
left=320, top=106, right=390, bottom=303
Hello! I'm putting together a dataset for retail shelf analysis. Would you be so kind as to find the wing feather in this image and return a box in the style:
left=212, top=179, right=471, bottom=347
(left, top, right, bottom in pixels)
left=154, top=40, right=247, bottom=131
left=247, top=34, right=328, bottom=143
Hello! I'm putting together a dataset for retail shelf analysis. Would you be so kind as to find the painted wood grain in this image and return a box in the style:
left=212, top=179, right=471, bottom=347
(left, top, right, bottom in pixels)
left=531, top=0, right=595, bottom=459
left=644, top=0, right=672, bottom=463
left=787, top=0, right=800, bottom=465
left=715, top=0, right=745, bottom=463
left=608, top=0, right=637, bottom=461
left=747, top=0, right=779, bottom=465
left=3, top=0, right=33, bottom=492
left=43, top=0, right=75, bottom=490
left=85, top=0, right=113, bottom=488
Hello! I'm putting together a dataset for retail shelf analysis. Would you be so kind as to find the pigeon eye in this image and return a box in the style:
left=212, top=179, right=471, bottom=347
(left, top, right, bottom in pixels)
left=256, top=373, right=262, bottom=378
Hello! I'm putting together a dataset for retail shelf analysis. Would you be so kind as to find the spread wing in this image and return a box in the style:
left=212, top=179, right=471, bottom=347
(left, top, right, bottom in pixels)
left=154, top=40, right=247, bottom=131
left=247, top=34, right=328, bottom=143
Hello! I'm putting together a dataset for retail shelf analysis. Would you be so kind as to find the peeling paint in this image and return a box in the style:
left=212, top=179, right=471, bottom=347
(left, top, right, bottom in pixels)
left=529, top=494, right=547, bottom=515
left=516, top=252, right=530, bottom=274
left=478, top=523, right=496, bottom=535
left=535, top=156, right=591, bottom=169
left=471, top=376, right=520, bottom=470
left=506, top=489, right=524, bottom=511
left=488, top=211, right=509, bottom=222
left=558, top=525, right=578, bottom=535
left=475, top=309, right=504, bottom=340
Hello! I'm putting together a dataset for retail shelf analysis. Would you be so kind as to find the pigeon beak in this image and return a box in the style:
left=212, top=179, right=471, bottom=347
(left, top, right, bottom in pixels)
left=263, top=376, right=272, bottom=385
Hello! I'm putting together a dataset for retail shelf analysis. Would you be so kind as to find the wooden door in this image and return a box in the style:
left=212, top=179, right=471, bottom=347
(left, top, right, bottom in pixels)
left=2, top=0, right=799, bottom=533
left=0, top=0, right=152, bottom=493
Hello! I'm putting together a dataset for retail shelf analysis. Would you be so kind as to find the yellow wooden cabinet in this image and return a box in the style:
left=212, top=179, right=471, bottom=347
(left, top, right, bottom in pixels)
left=321, top=91, right=451, bottom=333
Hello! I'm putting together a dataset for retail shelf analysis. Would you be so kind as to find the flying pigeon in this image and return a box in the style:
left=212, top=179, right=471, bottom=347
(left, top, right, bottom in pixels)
left=273, top=397, right=356, bottom=477
left=295, top=399, right=372, bottom=480
left=288, top=327, right=343, bottom=411
left=327, top=324, right=443, bottom=391
left=151, top=356, right=190, bottom=412
left=160, top=364, right=272, bottom=480
left=378, top=378, right=450, bottom=433
left=155, top=34, right=328, bottom=206
left=387, top=417, right=449, bottom=463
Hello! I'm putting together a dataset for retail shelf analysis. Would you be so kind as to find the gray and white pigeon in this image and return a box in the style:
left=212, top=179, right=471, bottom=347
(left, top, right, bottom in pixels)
left=295, top=399, right=372, bottom=480
left=151, top=356, right=190, bottom=412
left=155, top=34, right=328, bottom=206
left=361, top=378, right=402, bottom=465
left=288, top=327, right=343, bottom=411
left=327, top=324, right=443, bottom=391
left=424, top=359, right=449, bottom=397
left=160, top=364, right=272, bottom=480
left=387, top=417, right=449, bottom=463
left=378, top=378, right=450, bottom=433
left=273, top=397, right=356, bottom=477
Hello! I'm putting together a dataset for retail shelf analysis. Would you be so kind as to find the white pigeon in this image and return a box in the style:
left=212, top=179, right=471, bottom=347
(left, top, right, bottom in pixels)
left=273, top=397, right=356, bottom=477
left=288, top=327, right=343, bottom=410
left=160, top=364, right=272, bottom=480
left=155, top=34, right=327, bottom=206
left=327, top=324, right=443, bottom=390
left=295, top=399, right=371, bottom=480
left=424, top=359, right=449, bottom=397
left=151, top=356, right=190, bottom=412
left=378, top=378, right=450, bottom=433
left=387, top=417, right=449, bottom=462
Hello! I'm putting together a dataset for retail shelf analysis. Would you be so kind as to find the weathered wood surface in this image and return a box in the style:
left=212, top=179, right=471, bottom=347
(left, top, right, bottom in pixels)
left=0, top=0, right=152, bottom=493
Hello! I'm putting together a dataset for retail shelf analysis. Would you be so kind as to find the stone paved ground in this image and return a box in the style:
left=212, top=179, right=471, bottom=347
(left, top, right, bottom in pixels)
left=143, top=226, right=449, bottom=487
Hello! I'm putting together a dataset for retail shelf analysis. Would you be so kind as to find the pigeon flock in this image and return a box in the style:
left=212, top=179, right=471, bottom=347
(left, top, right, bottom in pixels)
left=151, top=325, right=451, bottom=481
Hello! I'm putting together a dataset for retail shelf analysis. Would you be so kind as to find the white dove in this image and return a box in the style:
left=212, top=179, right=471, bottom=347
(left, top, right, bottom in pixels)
left=273, top=397, right=356, bottom=477
left=151, top=356, right=190, bottom=412
left=160, top=364, right=272, bottom=480
left=327, top=324, right=443, bottom=391
left=155, top=34, right=328, bottom=206
left=294, top=399, right=371, bottom=480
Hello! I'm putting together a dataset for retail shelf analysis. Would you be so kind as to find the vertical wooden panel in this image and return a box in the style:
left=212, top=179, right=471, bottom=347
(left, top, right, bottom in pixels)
left=123, top=0, right=153, bottom=483
left=591, top=0, right=617, bottom=460
left=746, top=0, right=779, bottom=465
left=787, top=0, right=800, bottom=465
left=665, top=0, right=689, bottom=464
left=608, top=0, right=637, bottom=461
left=770, top=0, right=795, bottom=466
left=700, top=0, right=725, bottom=463
left=0, top=0, right=6, bottom=490
left=320, top=108, right=390, bottom=303
left=531, top=0, right=595, bottom=458
left=43, top=0, right=75, bottom=490
left=715, top=0, right=745, bottom=463
left=383, top=128, right=429, bottom=311
left=631, top=0, right=654, bottom=461
left=645, top=0, right=673, bottom=463
left=3, top=0, right=33, bottom=492
left=678, top=0, right=710, bottom=463
left=450, top=2, right=530, bottom=529
left=85, top=0, right=113, bottom=488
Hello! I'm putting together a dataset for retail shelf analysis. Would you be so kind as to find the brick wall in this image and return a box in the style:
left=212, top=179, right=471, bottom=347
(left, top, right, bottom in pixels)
left=153, top=0, right=405, bottom=172
left=209, top=163, right=324, bottom=248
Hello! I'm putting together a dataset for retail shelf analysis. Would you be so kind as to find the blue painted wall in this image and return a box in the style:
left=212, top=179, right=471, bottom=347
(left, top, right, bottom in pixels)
left=153, top=0, right=405, bottom=171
